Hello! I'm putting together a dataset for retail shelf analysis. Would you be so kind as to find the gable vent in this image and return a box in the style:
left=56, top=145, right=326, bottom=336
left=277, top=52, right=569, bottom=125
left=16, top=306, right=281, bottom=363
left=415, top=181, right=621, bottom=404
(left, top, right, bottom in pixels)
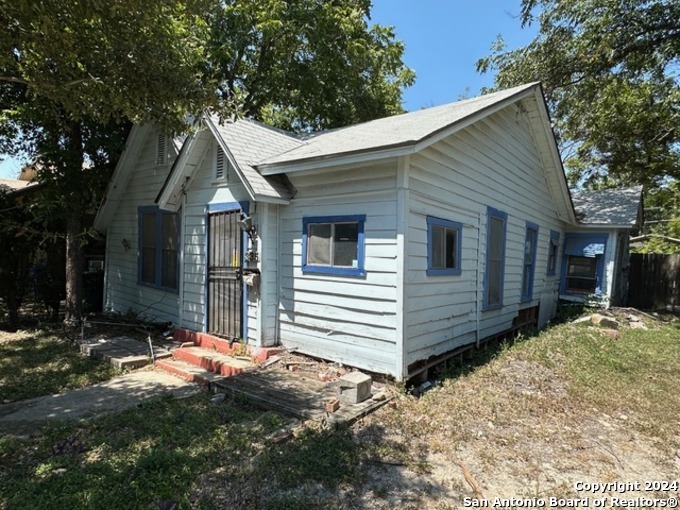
left=156, top=133, right=166, bottom=165
left=216, top=146, right=226, bottom=180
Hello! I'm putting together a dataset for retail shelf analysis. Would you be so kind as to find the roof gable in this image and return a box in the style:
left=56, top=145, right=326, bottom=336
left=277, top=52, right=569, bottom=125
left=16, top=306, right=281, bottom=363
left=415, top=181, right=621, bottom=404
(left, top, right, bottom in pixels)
left=156, top=116, right=303, bottom=210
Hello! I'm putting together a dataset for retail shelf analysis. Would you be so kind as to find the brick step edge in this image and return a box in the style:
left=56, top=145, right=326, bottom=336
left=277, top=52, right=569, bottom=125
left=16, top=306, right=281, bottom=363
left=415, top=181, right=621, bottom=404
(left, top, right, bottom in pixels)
left=156, top=359, right=225, bottom=388
left=172, top=348, right=251, bottom=377
left=172, top=329, right=284, bottom=363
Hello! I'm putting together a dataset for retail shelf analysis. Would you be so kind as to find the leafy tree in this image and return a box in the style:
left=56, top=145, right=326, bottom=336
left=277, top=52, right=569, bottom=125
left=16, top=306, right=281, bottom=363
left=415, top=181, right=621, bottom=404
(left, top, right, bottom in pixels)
left=477, top=0, right=679, bottom=190
left=0, top=1, right=217, bottom=321
left=0, top=0, right=413, bottom=320
left=206, top=0, right=414, bottom=131
left=0, top=188, right=39, bottom=330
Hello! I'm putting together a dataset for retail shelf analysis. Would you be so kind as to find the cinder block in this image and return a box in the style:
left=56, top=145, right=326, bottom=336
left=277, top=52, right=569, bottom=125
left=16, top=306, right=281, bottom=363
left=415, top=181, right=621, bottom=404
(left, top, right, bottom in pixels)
left=337, top=371, right=372, bottom=405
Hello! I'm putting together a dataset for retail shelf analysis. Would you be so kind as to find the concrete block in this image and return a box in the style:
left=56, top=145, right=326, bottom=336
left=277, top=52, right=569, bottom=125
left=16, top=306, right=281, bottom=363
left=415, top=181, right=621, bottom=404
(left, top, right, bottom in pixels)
left=337, top=371, right=372, bottom=405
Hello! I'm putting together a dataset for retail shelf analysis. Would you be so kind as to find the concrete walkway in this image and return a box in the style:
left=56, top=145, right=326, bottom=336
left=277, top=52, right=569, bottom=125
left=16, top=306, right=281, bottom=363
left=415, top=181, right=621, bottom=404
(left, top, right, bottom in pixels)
left=0, top=370, right=198, bottom=437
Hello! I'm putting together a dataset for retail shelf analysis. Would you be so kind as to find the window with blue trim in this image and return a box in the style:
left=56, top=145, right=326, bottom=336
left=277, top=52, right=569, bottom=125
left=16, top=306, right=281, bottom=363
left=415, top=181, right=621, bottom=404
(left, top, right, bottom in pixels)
left=484, top=207, right=507, bottom=309
left=561, top=233, right=607, bottom=295
left=138, top=206, right=180, bottom=291
left=426, top=216, right=462, bottom=276
left=521, top=222, right=539, bottom=302
left=302, top=215, right=366, bottom=276
left=547, top=230, right=560, bottom=276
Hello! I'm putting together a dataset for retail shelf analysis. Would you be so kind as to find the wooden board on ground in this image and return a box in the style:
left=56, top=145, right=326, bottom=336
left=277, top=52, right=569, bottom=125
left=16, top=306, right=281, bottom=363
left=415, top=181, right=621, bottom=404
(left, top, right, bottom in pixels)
left=213, top=367, right=391, bottom=425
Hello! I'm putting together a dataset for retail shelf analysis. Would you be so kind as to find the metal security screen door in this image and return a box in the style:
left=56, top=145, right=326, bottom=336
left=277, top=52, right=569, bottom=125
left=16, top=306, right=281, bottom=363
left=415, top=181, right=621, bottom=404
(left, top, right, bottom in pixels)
left=207, top=209, right=243, bottom=339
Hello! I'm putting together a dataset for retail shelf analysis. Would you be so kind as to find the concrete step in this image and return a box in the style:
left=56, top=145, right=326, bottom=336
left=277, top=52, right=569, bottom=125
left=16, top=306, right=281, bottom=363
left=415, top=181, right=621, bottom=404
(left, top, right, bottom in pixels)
left=80, top=336, right=172, bottom=370
left=155, top=358, right=226, bottom=388
left=168, top=346, right=256, bottom=377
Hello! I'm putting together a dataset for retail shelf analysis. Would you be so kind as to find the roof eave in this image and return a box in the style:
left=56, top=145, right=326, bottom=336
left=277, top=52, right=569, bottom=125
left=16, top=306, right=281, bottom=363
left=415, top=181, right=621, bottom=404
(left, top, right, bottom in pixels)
left=573, top=223, right=636, bottom=229
left=252, top=194, right=291, bottom=205
left=258, top=144, right=415, bottom=175
left=530, top=86, right=578, bottom=226
left=94, top=124, right=151, bottom=232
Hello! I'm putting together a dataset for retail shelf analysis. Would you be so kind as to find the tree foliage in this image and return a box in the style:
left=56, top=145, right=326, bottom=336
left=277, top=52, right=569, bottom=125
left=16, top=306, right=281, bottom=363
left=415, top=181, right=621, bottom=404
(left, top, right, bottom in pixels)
left=206, top=0, right=414, bottom=131
left=477, top=0, right=680, bottom=190
left=0, top=0, right=413, bottom=319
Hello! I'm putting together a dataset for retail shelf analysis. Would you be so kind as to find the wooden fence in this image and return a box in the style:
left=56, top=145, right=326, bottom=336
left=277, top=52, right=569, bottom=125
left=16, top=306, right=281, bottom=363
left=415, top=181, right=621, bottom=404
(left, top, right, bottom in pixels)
left=628, top=253, right=680, bottom=310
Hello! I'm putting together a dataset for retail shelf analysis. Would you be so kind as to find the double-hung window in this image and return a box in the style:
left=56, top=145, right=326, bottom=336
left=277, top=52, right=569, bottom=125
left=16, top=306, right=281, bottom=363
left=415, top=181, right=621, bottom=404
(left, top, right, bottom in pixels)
left=484, top=206, right=507, bottom=309
left=302, top=215, right=366, bottom=276
left=426, top=216, right=462, bottom=276
left=138, top=206, right=180, bottom=291
left=521, top=222, right=539, bottom=302
left=547, top=230, right=560, bottom=276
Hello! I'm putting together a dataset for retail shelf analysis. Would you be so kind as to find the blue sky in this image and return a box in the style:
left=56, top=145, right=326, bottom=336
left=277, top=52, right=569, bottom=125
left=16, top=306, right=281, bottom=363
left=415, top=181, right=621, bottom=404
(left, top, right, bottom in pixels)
left=0, top=0, right=535, bottom=179
left=371, top=0, right=536, bottom=110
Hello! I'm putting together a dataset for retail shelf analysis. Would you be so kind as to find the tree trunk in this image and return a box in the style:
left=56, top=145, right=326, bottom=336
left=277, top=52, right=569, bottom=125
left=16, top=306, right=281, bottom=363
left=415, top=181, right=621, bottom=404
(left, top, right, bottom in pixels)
left=64, top=210, right=84, bottom=322
left=63, top=121, right=85, bottom=322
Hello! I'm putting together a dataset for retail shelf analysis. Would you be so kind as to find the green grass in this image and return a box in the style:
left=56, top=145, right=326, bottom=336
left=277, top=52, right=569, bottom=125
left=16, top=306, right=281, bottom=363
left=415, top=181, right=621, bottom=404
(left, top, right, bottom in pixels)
left=365, top=314, right=680, bottom=465
left=0, top=393, right=364, bottom=510
left=2, top=314, right=679, bottom=509
left=524, top=319, right=680, bottom=440
left=0, top=329, right=122, bottom=402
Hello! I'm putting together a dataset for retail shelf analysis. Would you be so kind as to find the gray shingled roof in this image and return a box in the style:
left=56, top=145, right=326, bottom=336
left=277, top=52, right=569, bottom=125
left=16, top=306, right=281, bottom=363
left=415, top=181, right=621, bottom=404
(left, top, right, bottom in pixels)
left=208, top=117, right=303, bottom=200
left=258, top=83, right=538, bottom=167
left=572, top=186, right=643, bottom=226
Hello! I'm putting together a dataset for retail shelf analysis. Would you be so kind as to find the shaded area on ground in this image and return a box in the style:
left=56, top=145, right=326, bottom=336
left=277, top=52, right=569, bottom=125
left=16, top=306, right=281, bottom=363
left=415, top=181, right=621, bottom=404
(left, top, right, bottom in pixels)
left=0, top=370, right=197, bottom=436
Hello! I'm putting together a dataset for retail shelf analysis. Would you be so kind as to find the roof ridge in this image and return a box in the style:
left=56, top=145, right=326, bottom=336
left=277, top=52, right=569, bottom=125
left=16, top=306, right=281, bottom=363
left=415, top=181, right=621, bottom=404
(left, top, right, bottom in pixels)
left=208, top=114, right=302, bottom=141
left=299, top=82, right=541, bottom=140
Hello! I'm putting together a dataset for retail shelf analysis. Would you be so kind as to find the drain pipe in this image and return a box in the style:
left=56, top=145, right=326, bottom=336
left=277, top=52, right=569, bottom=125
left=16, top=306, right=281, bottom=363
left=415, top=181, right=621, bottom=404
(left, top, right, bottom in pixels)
left=476, top=211, right=483, bottom=348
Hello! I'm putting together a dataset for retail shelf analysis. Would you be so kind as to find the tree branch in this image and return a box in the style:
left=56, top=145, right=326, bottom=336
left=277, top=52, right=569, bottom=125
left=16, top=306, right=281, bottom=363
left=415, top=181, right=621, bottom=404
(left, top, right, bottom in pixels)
left=0, top=76, right=91, bottom=88
left=0, top=76, right=29, bottom=85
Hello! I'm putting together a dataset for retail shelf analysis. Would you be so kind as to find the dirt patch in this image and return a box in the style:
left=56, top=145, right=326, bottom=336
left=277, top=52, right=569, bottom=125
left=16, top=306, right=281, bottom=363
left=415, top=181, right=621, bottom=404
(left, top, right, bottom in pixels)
left=346, top=350, right=680, bottom=509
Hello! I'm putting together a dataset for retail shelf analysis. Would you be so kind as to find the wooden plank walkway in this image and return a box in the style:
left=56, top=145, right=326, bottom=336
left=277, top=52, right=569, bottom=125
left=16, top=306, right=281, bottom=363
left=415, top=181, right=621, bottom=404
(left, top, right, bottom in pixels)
left=213, top=368, right=391, bottom=425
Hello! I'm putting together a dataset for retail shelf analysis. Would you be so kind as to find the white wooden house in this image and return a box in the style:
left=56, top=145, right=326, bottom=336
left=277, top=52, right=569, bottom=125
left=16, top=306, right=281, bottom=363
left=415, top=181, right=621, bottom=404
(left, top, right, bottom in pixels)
left=94, top=83, right=641, bottom=380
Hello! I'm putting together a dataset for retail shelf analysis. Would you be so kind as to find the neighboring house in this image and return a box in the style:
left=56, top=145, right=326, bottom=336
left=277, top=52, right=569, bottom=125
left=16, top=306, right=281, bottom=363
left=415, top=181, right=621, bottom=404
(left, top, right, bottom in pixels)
left=0, top=177, right=37, bottom=195
left=94, top=83, right=641, bottom=380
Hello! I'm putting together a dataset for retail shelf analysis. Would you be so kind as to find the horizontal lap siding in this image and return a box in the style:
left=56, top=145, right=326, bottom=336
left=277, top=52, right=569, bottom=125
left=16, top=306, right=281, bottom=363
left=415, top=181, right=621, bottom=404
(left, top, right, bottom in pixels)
left=105, top=127, right=180, bottom=324
left=279, top=163, right=400, bottom=376
left=260, top=204, right=280, bottom=345
left=406, top=104, right=564, bottom=364
left=180, top=138, right=252, bottom=337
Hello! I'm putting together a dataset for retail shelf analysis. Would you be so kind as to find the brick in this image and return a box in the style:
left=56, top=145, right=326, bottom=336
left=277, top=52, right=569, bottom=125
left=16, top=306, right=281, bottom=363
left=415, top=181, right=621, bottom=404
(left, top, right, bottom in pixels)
left=325, top=398, right=340, bottom=413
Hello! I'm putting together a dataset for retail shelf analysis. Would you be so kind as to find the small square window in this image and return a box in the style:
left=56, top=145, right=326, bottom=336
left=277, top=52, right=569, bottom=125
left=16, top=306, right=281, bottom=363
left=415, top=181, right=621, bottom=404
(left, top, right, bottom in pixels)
left=427, top=216, right=462, bottom=276
left=302, top=215, right=366, bottom=277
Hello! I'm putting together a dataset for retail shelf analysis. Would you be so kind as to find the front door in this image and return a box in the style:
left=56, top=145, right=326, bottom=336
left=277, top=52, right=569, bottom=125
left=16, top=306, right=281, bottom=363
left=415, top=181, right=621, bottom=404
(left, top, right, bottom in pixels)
left=207, top=209, right=242, bottom=339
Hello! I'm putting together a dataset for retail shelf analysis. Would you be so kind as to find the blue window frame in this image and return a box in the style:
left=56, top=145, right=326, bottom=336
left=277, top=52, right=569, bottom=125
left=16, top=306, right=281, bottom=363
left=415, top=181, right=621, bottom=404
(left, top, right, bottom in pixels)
left=138, top=206, right=180, bottom=291
left=484, top=206, right=507, bottom=310
left=302, top=215, right=366, bottom=277
left=521, top=222, right=539, bottom=302
left=547, top=230, right=560, bottom=276
left=560, top=233, right=608, bottom=295
left=426, top=216, right=462, bottom=276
